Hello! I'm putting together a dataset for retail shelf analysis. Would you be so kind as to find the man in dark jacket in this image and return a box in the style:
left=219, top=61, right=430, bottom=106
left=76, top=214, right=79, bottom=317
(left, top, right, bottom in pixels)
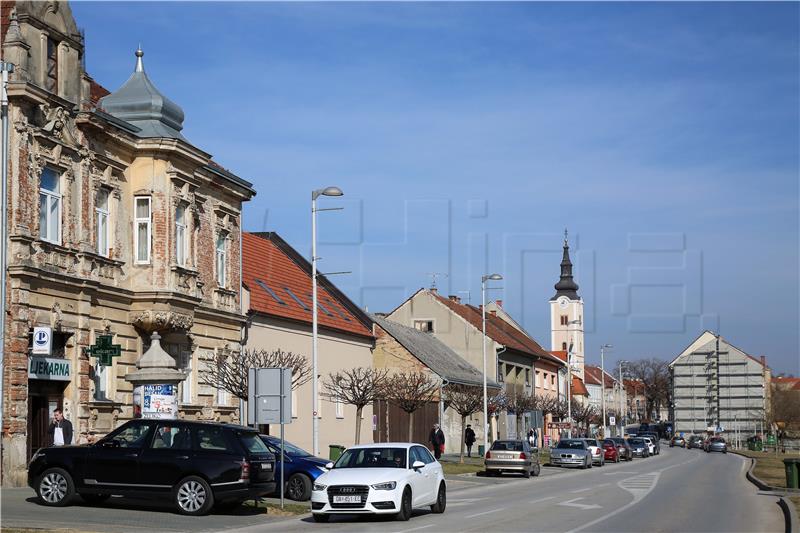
left=465, top=424, right=476, bottom=457
left=47, top=408, right=73, bottom=446
left=429, top=423, right=445, bottom=459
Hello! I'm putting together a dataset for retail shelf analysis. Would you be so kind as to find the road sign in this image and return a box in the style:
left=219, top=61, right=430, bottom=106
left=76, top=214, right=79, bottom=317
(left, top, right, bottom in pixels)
left=609, top=416, right=616, bottom=426
left=548, top=422, right=572, bottom=430
left=32, top=327, right=52, bottom=355
left=247, top=367, right=292, bottom=425
left=88, top=335, right=122, bottom=366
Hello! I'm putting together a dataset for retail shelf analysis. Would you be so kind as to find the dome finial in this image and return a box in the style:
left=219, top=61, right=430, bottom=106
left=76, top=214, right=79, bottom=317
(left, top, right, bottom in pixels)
left=135, top=45, right=144, bottom=72
left=564, top=228, right=569, bottom=246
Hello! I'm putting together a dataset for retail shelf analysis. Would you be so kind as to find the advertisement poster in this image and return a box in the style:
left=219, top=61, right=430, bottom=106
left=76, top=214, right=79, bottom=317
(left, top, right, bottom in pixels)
left=135, top=384, right=178, bottom=419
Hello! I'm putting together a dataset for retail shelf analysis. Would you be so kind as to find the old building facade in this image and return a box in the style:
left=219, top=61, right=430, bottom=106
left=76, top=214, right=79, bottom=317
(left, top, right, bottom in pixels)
left=1, top=1, right=254, bottom=485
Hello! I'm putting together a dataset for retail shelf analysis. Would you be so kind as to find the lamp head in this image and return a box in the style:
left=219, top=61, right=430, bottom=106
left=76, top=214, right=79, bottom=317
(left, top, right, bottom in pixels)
left=483, top=273, right=503, bottom=282
left=313, top=186, right=344, bottom=199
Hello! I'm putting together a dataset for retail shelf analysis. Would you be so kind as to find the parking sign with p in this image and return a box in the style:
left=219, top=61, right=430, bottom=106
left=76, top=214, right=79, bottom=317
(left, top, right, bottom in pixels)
left=32, top=327, right=53, bottom=355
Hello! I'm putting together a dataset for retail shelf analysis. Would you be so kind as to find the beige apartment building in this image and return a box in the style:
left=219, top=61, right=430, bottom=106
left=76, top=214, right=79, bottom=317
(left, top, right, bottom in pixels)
left=241, top=232, right=375, bottom=455
left=1, top=2, right=255, bottom=485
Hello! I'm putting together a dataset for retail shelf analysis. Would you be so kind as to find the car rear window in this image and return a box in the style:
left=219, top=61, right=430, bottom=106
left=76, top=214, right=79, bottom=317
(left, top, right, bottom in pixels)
left=491, top=441, right=524, bottom=452
left=556, top=440, right=585, bottom=449
left=195, top=426, right=234, bottom=452
left=240, top=432, right=271, bottom=454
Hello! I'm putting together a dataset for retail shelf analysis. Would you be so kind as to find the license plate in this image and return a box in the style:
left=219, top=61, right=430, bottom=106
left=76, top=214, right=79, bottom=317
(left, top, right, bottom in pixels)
left=333, top=495, right=361, bottom=504
left=261, top=463, right=272, bottom=470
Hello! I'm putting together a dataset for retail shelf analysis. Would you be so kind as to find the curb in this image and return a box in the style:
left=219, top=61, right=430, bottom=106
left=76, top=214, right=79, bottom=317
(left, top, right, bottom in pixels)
left=778, top=497, right=799, bottom=533
left=744, top=456, right=773, bottom=491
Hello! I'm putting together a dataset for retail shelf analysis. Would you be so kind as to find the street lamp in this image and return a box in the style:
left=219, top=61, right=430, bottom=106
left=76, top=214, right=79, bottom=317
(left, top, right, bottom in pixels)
left=311, top=186, right=343, bottom=456
left=618, top=360, right=628, bottom=435
left=600, top=344, right=612, bottom=438
left=481, top=273, right=502, bottom=448
left=565, top=320, right=580, bottom=438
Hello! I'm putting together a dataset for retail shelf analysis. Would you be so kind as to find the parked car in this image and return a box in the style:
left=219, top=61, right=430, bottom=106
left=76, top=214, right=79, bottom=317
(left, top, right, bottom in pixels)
left=706, top=437, right=728, bottom=454
left=260, top=435, right=329, bottom=501
left=602, top=439, right=620, bottom=463
left=28, top=420, right=276, bottom=516
left=484, top=439, right=541, bottom=478
left=687, top=435, right=705, bottom=449
left=582, top=438, right=605, bottom=466
left=310, top=443, right=446, bottom=522
left=627, top=437, right=650, bottom=457
left=610, top=437, right=633, bottom=461
left=669, top=435, right=686, bottom=448
left=642, top=436, right=656, bottom=456
left=640, top=433, right=661, bottom=454
left=549, top=439, right=592, bottom=469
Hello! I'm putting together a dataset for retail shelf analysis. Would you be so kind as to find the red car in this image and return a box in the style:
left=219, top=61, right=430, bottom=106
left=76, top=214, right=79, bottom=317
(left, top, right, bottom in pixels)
left=602, top=439, right=621, bottom=462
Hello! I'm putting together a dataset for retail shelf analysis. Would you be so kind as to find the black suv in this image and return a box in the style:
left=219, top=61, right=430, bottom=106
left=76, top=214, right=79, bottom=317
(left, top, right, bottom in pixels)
left=28, top=419, right=275, bottom=515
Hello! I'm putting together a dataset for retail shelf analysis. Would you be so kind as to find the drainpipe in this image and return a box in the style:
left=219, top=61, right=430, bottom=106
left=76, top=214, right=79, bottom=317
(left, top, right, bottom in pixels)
left=0, top=62, right=14, bottom=461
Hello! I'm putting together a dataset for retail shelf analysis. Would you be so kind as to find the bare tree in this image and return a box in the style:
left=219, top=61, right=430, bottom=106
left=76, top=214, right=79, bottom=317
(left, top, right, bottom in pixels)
left=386, top=372, right=439, bottom=441
left=570, top=399, right=597, bottom=435
left=323, top=368, right=389, bottom=444
left=770, top=386, right=800, bottom=435
left=200, top=348, right=311, bottom=400
left=485, top=390, right=507, bottom=444
left=626, top=358, right=670, bottom=420
left=444, top=384, right=483, bottom=463
left=504, top=385, right=539, bottom=438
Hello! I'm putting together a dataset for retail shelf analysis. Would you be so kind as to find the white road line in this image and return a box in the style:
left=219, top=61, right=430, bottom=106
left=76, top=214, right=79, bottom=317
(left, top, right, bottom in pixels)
left=466, top=507, right=506, bottom=519
left=393, top=525, right=434, bottom=533
left=571, top=483, right=608, bottom=493
left=530, top=496, right=556, bottom=504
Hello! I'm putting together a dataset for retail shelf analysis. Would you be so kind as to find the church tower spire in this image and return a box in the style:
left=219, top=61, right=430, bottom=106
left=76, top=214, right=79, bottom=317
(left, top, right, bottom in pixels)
left=552, top=228, right=579, bottom=301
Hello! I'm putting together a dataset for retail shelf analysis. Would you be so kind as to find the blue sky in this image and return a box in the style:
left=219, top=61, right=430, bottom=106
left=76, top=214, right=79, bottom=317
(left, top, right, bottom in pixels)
left=73, top=2, right=799, bottom=375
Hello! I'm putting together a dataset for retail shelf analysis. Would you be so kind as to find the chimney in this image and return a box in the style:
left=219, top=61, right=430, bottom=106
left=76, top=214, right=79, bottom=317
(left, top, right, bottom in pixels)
left=760, top=355, right=766, bottom=367
left=430, top=287, right=438, bottom=294
left=490, top=310, right=497, bottom=316
left=496, top=299, right=503, bottom=308
left=448, top=295, right=460, bottom=303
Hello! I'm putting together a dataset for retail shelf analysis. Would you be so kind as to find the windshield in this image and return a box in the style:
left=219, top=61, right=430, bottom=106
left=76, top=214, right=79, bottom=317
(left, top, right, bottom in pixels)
left=491, top=441, right=524, bottom=452
left=612, top=438, right=626, bottom=444
left=629, top=438, right=644, bottom=445
left=555, top=440, right=585, bottom=450
left=239, top=432, right=271, bottom=454
left=264, top=437, right=312, bottom=457
left=334, top=447, right=407, bottom=469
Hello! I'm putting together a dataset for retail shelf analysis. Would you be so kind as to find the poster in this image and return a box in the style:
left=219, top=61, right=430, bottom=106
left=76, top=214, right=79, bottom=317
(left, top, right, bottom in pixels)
left=135, top=384, right=178, bottom=419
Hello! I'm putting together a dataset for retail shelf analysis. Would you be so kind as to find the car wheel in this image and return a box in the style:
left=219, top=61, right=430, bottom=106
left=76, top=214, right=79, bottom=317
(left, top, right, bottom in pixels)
left=534, top=464, right=541, bottom=477
left=523, top=467, right=531, bottom=478
left=37, top=468, right=75, bottom=507
left=287, top=473, right=312, bottom=501
left=313, top=513, right=330, bottom=522
left=80, top=493, right=110, bottom=505
left=430, top=482, right=446, bottom=514
left=173, top=476, right=214, bottom=516
left=396, top=487, right=412, bottom=521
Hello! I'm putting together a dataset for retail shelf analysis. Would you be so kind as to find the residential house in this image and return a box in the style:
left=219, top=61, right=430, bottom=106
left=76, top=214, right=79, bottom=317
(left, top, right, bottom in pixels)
left=371, top=314, right=500, bottom=454
left=1, top=3, right=254, bottom=486
left=584, top=365, right=623, bottom=436
left=624, top=379, right=647, bottom=426
left=670, top=331, right=770, bottom=436
left=241, top=232, right=374, bottom=454
left=387, top=289, right=565, bottom=443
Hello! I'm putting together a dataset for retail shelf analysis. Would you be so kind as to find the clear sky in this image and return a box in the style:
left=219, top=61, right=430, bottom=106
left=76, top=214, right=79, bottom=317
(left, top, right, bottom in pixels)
left=73, top=1, right=799, bottom=375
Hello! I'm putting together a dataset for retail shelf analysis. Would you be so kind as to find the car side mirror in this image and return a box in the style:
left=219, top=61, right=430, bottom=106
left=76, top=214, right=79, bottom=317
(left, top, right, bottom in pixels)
left=412, top=460, right=425, bottom=470
left=100, top=439, right=120, bottom=448
left=325, top=462, right=334, bottom=470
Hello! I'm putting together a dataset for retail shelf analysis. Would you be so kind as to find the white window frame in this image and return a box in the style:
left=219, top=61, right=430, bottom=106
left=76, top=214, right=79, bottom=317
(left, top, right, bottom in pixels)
left=39, top=168, right=61, bottom=245
left=335, top=398, right=344, bottom=419
left=134, top=196, right=151, bottom=264
left=215, top=233, right=227, bottom=288
left=175, top=203, right=187, bottom=267
left=96, top=189, right=110, bottom=257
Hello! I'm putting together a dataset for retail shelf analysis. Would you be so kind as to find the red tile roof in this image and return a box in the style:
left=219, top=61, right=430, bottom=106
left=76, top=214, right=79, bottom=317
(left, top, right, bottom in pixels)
left=550, top=350, right=568, bottom=362
left=430, top=292, right=564, bottom=367
left=572, top=376, right=589, bottom=396
left=89, top=77, right=111, bottom=105
left=585, top=365, right=615, bottom=388
left=773, top=377, right=800, bottom=391
left=624, top=379, right=646, bottom=395
left=242, top=232, right=373, bottom=339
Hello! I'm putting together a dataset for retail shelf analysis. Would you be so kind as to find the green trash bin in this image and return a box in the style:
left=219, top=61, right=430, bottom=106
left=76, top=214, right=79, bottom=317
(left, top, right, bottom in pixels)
left=783, top=458, right=800, bottom=489
left=329, top=444, right=345, bottom=462
left=754, top=439, right=763, bottom=452
left=478, top=444, right=485, bottom=457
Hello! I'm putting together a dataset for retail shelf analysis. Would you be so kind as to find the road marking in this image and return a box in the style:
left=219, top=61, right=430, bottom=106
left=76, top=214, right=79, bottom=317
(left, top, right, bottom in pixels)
left=466, top=507, right=506, bottom=519
left=393, top=525, right=433, bottom=533
left=602, top=471, right=638, bottom=475
left=530, top=496, right=556, bottom=504
left=571, top=483, right=608, bottom=493
left=558, top=497, right=602, bottom=510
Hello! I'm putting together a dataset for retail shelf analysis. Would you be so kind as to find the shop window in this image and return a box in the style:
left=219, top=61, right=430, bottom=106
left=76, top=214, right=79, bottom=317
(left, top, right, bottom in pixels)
left=39, top=168, right=61, bottom=244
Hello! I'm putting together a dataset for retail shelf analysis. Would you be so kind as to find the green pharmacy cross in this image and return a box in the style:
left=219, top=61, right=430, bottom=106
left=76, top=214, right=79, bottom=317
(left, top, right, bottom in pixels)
left=88, top=335, right=122, bottom=367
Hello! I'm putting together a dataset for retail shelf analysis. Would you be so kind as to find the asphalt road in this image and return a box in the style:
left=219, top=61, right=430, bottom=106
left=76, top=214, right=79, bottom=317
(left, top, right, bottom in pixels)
left=232, top=446, right=785, bottom=533
left=0, top=446, right=785, bottom=533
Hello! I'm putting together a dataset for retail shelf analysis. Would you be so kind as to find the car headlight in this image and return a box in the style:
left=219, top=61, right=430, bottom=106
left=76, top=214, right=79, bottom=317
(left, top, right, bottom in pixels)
left=371, top=481, right=397, bottom=491
left=313, top=482, right=327, bottom=491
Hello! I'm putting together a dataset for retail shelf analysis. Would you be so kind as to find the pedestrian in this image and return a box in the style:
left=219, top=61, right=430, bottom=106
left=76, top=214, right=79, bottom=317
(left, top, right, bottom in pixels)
left=527, top=428, right=535, bottom=447
left=48, top=408, right=73, bottom=447
left=465, top=424, right=476, bottom=457
left=429, top=423, right=445, bottom=460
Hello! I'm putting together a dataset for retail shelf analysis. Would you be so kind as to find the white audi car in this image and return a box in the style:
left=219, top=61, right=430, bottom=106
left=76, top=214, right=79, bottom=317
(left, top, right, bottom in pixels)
left=310, top=442, right=446, bottom=522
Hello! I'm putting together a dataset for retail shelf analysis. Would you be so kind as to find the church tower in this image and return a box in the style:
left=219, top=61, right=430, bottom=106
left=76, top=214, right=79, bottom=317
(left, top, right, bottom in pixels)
left=550, top=230, right=585, bottom=380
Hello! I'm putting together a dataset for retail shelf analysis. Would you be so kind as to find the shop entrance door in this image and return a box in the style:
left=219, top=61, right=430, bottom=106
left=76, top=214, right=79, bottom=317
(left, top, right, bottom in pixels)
left=27, top=381, right=65, bottom=460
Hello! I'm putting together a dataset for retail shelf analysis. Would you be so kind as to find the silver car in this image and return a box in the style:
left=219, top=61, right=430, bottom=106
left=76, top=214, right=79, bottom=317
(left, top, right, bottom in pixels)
left=549, top=439, right=592, bottom=469
left=485, top=439, right=541, bottom=478
left=706, top=437, right=728, bottom=453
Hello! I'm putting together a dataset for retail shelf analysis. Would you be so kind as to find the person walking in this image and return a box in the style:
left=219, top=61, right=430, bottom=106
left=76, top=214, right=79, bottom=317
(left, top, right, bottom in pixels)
left=429, top=423, right=445, bottom=460
left=48, top=408, right=73, bottom=447
left=465, top=424, right=476, bottom=457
